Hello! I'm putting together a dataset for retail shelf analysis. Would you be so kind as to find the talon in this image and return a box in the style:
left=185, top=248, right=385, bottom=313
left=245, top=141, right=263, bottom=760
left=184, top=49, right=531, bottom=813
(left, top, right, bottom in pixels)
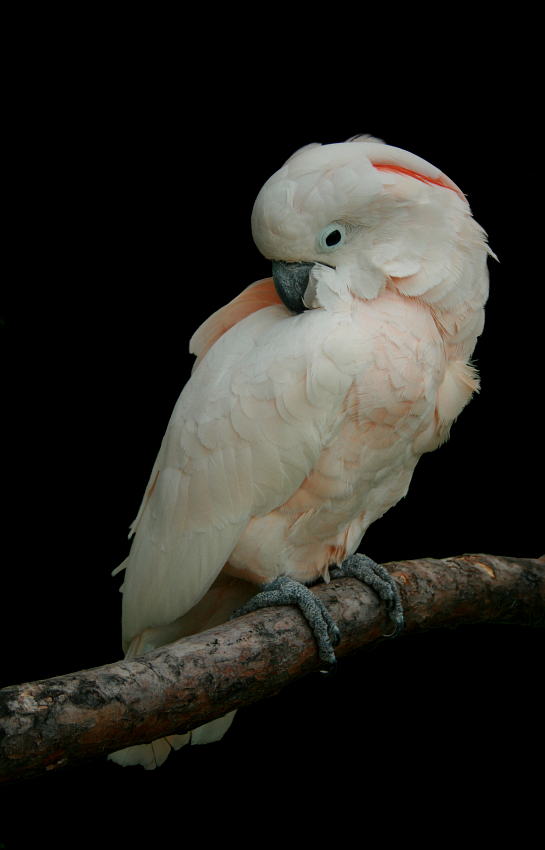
left=320, top=659, right=337, bottom=677
left=386, top=616, right=403, bottom=637
left=331, top=626, right=342, bottom=647
left=384, top=617, right=404, bottom=638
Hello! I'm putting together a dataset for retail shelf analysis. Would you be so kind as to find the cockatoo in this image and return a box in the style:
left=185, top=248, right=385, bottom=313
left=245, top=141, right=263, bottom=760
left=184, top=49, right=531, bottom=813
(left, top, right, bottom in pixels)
left=109, top=135, right=494, bottom=769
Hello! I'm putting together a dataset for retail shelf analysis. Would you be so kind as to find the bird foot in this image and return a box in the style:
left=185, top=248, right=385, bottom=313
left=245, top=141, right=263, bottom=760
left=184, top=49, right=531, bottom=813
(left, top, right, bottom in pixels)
left=230, top=575, right=341, bottom=675
left=329, top=554, right=404, bottom=637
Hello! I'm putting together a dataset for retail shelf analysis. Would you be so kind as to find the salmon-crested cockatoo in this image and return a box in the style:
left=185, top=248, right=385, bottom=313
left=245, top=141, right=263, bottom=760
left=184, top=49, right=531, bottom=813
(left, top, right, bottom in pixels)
left=109, top=135, right=494, bottom=769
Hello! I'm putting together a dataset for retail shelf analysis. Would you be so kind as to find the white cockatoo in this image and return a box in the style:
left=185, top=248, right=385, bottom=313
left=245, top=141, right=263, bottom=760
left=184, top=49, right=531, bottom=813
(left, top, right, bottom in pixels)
left=109, top=135, right=494, bottom=769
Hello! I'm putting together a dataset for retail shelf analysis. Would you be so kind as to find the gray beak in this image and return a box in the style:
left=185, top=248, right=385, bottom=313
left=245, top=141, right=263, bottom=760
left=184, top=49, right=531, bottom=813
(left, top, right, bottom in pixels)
left=272, top=260, right=314, bottom=314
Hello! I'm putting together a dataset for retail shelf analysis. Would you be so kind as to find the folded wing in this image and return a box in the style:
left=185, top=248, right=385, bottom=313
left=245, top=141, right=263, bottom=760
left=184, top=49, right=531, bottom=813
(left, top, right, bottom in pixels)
left=120, top=294, right=360, bottom=648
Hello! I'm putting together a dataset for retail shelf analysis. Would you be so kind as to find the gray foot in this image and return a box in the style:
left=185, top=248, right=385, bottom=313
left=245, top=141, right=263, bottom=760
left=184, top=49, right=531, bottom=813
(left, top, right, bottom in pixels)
left=329, top=554, right=404, bottom=637
left=230, top=576, right=341, bottom=674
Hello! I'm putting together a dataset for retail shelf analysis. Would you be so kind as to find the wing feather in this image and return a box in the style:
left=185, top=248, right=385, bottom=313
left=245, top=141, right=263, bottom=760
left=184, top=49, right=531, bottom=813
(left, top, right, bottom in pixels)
left=190, top=278, right=283, bottom=372
left=120, top=301, right=360, bottom=645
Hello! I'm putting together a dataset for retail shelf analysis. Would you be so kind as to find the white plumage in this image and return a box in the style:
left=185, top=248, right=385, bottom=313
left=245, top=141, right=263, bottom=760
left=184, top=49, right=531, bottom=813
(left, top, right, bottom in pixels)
left=109, top=136, right=494, bottom=769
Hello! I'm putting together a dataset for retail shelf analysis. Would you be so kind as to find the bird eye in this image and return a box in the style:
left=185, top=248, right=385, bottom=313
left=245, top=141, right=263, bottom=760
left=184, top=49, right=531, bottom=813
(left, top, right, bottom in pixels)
left=317, top=223, right=346, bottom=253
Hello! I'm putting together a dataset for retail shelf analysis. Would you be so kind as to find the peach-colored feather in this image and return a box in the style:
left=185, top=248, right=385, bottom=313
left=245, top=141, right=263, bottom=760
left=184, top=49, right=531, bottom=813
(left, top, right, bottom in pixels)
left=190, top=278, right=283, bottom=372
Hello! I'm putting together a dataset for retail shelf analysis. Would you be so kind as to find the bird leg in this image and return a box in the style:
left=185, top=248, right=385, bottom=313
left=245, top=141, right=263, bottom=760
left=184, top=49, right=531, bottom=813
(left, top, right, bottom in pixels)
left=231, top=556, right=402, bottom=675
left=329, top=553, right=404, bottom=637
left=230, top=575, right=341, bottom=674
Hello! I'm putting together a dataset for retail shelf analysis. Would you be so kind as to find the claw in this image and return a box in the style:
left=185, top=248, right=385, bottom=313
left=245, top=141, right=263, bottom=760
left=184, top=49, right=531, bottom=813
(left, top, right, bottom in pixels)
left=320, top=658, right=337, bottom=677
left=383, top=616, right=404, bottom=638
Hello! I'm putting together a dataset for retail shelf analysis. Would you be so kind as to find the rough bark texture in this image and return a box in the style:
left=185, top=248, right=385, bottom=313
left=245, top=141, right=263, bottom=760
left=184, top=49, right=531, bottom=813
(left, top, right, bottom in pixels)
left=1, top=553, right=543, bottom=785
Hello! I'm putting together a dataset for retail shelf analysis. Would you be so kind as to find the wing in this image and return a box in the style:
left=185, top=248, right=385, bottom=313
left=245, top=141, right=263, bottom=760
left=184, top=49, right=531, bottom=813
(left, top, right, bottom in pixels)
left=189, top=277, right=284, bottom=372
left=120, top=298, right=360, bottom=646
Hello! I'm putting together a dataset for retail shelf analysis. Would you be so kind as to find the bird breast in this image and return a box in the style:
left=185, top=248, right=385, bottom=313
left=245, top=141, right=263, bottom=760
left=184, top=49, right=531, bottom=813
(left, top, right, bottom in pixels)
left=226, top=290, right=445, bottom=585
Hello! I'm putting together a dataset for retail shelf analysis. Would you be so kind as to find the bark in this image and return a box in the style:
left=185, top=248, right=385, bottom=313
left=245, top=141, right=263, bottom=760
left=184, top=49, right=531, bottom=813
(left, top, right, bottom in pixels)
left=1, top=553, right=543, bottom=785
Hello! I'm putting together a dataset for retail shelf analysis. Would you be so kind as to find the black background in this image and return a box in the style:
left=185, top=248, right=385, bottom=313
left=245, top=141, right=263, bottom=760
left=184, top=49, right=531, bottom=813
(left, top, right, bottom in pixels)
left=2, top=37, right=542, bottom=846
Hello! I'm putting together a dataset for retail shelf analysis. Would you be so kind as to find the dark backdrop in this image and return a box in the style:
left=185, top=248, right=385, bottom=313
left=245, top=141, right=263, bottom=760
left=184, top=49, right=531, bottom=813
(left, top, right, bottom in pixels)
left=2, top=55, right=542, bottom=841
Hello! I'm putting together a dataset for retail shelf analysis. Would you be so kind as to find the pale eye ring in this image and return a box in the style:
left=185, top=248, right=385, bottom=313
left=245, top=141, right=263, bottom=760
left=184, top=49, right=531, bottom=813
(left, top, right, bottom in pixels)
left=317, top=223, right=346, bottom=252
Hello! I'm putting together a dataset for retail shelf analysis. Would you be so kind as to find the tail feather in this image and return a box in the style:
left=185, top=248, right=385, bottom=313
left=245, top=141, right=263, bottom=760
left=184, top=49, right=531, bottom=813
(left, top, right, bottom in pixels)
left=107, top=714, right=237, bottom=770
left=108, top=571, right=257, bottom=768
left=108, top=734, right=189, bottom=770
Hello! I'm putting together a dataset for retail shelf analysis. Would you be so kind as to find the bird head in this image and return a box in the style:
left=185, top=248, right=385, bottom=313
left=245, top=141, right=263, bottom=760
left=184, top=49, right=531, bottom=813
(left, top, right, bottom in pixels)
left=251, top=137, right=493, bottom=315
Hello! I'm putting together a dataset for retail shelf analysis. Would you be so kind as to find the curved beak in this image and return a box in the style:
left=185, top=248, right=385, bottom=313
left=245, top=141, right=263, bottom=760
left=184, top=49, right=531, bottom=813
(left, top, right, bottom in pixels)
left=272, top=260, right=314, bottom=314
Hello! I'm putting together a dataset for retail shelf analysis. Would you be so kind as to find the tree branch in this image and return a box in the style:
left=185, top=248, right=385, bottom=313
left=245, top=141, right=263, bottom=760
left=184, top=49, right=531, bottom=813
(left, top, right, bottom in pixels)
left=1, top=553, right=543, bottom=785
